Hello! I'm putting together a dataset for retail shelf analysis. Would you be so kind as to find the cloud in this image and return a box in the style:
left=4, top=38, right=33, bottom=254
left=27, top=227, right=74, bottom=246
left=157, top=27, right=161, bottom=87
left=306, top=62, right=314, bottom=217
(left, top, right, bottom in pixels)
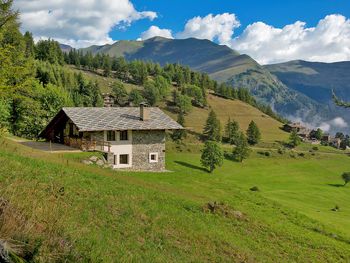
left=231, top=14, right=350, bottom=64
left=177, top=13, right=240, bottom=45
left=139, top=26, right=173, bottom=40
left=318, top=117, right=348, bottom=132
left=14, top=0, right=157, bottom=48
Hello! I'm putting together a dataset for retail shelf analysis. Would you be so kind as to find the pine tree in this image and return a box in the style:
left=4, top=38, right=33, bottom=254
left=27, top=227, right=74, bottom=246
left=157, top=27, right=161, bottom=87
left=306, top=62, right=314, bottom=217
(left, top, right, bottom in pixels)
left=225, top=118, right=240, bottom=145
left=203, top=110, right=221, bottom=142
left=246, top=120, right=261, bottom=145
left=289, top=129, right=301, bottom=148
left=232, top=132, right=250, bottom=162
left=200, top=141, right=224, bottom=173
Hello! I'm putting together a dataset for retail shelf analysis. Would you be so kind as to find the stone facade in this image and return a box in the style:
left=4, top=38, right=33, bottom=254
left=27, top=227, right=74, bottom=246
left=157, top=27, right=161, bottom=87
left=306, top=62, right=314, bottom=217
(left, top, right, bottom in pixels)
left=132, top=130, right=166, bottom=171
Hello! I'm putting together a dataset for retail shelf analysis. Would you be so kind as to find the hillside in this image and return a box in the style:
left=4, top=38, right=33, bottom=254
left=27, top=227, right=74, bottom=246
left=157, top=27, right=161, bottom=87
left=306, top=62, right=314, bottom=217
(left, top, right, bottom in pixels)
left=70, top=67, right=288, bottom=144
left=1, top=135, right=350, bottom=261
left=78, top=37, right=330, bottom=129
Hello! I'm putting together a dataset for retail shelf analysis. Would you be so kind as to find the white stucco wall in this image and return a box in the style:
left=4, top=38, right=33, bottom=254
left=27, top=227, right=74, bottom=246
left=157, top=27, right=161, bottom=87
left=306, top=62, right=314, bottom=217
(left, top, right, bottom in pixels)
left=103, top=130, right=133, bottom=168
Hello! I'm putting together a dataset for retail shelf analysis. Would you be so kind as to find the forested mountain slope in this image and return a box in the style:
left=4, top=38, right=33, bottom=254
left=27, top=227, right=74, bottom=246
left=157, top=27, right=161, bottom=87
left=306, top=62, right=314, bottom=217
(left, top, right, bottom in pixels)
left=77, top=37, right=331, bottom=129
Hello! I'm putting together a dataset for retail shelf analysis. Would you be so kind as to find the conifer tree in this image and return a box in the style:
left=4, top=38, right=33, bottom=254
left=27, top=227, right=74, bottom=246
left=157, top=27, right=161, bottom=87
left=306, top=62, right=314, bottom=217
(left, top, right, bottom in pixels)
left=203, top=110, right=221, bottom=142
left=232, top=132, right=250, bottom=162
left=225, top=118, right=240, bottom=145
left=201, top=141, right=224, bottom=173
left=246, top=120, right=261, bottom=145
left=289, top=129, right=301, bottom=148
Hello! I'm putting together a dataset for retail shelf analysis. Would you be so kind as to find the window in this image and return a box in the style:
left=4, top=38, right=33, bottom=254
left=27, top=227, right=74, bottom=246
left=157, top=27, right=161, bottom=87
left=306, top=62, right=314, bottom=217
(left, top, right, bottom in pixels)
left=120, top=130, right=128, bottom=141
left=149, top=152, right=158, bottom=163
left=107, top=131, right=115, bottom=141
left=119, top=154, right=129, bottom=164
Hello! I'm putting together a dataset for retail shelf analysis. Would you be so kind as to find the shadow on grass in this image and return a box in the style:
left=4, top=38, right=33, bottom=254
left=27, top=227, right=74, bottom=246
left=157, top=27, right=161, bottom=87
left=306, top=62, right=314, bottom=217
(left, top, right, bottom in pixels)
left=327, top=183, right=345, bottom=187
left=174, top=161, right=208, bottom=173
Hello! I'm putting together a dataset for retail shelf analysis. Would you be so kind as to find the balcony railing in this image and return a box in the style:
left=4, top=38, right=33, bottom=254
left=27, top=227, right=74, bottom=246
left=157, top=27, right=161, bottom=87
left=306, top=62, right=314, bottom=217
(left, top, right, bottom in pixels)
left=64, top=137, right=111, bottom=152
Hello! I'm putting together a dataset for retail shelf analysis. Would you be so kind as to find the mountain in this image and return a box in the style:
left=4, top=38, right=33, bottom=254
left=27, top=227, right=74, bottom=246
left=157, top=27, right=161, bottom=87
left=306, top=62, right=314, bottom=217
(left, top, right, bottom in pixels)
left=59, top=43, right=73, bottom=52
left=78, top=37, right=337, bottom=131
left=266, top=60, right=350, bottom=132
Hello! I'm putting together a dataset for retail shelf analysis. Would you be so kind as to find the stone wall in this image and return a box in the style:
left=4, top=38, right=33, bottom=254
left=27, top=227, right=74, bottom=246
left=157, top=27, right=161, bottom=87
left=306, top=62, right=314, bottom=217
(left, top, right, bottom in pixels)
left=132, top=130, right=166, bottom=171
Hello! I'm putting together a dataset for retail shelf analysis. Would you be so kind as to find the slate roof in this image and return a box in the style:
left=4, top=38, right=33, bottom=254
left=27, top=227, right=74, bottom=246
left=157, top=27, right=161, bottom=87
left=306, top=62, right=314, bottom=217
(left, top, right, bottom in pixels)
left=61, top=107, right=183, bottom=131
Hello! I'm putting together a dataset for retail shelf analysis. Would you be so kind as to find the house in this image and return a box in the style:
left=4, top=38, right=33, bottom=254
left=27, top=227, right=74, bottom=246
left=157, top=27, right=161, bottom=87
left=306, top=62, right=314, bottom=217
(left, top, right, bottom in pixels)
left=102, top=93, right=115, bottom=107
left=39, top=104, right=183, bottom=171
left=330, top=137, right=342, bottom=149
left=283, top=122, right=311, bottom=140
left=283, top=122, right=304, bottom=133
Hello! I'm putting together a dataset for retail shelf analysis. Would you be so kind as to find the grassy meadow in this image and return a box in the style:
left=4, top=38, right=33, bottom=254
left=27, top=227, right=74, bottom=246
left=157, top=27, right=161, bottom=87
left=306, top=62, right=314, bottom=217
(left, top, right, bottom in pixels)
left=0, top=138, right=350, bottom=262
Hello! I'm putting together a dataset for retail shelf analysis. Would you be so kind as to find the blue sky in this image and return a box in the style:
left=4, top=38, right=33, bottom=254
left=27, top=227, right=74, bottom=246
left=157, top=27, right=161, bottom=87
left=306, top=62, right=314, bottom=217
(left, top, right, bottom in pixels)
left=111, top=0, right=350, bottom=40
left=16, top=0, right=350, bottom=64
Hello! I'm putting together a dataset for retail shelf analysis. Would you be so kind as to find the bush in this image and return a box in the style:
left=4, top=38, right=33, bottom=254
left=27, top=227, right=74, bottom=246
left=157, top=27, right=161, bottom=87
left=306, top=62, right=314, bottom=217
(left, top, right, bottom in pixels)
left=277, top=147, right=285, bottom=155
left=312, top=146, right=319, bottom=151
left=264, top=151, right=271, bottom=157
left=298, top=153, right=305, bottom=157
left=250, top=186, right=260, bottom=192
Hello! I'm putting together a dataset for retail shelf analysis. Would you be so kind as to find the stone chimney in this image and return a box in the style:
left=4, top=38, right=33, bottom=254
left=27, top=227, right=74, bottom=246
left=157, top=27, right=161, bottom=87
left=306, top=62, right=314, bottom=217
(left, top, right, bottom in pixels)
left=140, top=102, right=150, bottom=121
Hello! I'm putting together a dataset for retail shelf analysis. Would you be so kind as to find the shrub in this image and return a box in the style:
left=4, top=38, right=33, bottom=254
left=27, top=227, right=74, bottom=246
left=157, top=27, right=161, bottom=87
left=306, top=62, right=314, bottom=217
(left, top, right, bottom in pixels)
left=250, top=186, right=260, bottom=192
left=312, top=146, right=319, bottom=151
left=298, top=153, right=305, bottom=157
left=277, top=147, right=285, bottom=155
left=264, top=151, right=271, bottom=157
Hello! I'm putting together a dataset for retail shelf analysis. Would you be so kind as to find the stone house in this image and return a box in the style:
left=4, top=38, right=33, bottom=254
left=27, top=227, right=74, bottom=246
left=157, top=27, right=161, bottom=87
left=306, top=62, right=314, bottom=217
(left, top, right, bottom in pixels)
left=39, top=104, right=183, bottom=171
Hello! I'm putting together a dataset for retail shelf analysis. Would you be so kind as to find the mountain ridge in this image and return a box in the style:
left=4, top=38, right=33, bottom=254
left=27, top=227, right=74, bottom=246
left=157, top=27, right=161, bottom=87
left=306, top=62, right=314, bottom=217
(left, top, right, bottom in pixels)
left=63, top=37, right=349, bottom=132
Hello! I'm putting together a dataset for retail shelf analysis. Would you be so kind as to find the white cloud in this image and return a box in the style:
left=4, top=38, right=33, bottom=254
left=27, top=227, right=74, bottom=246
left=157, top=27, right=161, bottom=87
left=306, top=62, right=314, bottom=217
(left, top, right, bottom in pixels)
left=318, top=117, right=348, bottom=132
left=139, top=26, right=173, bottom=40
left=14, top=0, right=157, bottom=48
left=231, top=14, right=350, bottom=64
left=331, top=117, right=348, bottom=128
left=176, top=13, right=240, bottom=45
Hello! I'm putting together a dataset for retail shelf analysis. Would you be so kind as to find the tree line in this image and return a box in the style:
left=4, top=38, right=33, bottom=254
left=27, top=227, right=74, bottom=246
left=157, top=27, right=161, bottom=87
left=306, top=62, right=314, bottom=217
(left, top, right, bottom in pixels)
left=0, top=2, right=103, bottom=138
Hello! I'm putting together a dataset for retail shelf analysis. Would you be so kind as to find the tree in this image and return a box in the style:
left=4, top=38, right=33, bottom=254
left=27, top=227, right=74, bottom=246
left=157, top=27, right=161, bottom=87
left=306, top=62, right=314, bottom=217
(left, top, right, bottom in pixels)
left=232, top=132, right=250, bottom=162
left=129, top=89, right=144, bottom=106
left=315, top=128, right=323, bottom=140
left=172, top=111, right=186, bottom=142
left=246, top=120, right=261, bottom=145
left=175, top=93, right=192, bottom=114
left=289, top=129, right=301, bottom=148
left=102, top=55, right=111, bottom=77
left=342, top=172, right=350, bottom=186
left=143, top=80, right=160, bottom=106
left=225, top=118, right=240, bottom=145
left=200, top=141, right=224, bottom=173
left=203, top=110, right=221, bottom=142
left=112, top=80, right=128, bottom=106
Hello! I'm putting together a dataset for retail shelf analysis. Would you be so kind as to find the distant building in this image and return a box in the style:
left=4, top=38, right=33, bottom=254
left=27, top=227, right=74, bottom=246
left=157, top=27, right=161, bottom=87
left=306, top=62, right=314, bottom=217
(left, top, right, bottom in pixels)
left=102, top=93, right=115, bottom=107
left=283, top=122, right=311, bottom=139
left=283, top=122, right=304, bottom=133
left=39, top=104, right=183, bottom=171
left=330, top=137, right=342, bottom=149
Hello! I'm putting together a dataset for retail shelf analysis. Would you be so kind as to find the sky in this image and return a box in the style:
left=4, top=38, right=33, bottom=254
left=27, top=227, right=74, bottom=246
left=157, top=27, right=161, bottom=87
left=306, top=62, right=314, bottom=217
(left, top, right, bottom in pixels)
left=14, top=0, right=350, bottom=64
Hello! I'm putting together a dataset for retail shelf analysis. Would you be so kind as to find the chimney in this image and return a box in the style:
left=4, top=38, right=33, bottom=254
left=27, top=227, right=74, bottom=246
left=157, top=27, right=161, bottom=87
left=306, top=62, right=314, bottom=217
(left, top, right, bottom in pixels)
left=140, top=102, right=150, bottom=121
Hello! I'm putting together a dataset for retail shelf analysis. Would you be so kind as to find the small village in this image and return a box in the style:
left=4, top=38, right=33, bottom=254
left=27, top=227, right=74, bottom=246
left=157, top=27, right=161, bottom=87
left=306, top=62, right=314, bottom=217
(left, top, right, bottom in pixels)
left=283, top=122, right=344, bottom=149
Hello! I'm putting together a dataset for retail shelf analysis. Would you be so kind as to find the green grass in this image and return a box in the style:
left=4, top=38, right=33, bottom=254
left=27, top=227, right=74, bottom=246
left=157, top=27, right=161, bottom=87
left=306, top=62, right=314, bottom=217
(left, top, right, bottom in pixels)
left=0, top=138, right=350, bottom=262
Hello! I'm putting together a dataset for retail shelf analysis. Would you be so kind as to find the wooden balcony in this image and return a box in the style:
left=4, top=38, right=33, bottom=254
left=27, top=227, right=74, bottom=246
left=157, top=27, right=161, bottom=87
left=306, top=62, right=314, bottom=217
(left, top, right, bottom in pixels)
left=64, top=137, right=111, bottom=153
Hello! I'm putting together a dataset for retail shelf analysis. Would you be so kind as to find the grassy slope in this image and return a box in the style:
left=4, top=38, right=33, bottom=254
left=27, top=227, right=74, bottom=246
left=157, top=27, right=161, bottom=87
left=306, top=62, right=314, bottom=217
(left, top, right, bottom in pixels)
left=164, top=93, right=288, bottom=144
left=1, top=138, right=350, bottom=262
